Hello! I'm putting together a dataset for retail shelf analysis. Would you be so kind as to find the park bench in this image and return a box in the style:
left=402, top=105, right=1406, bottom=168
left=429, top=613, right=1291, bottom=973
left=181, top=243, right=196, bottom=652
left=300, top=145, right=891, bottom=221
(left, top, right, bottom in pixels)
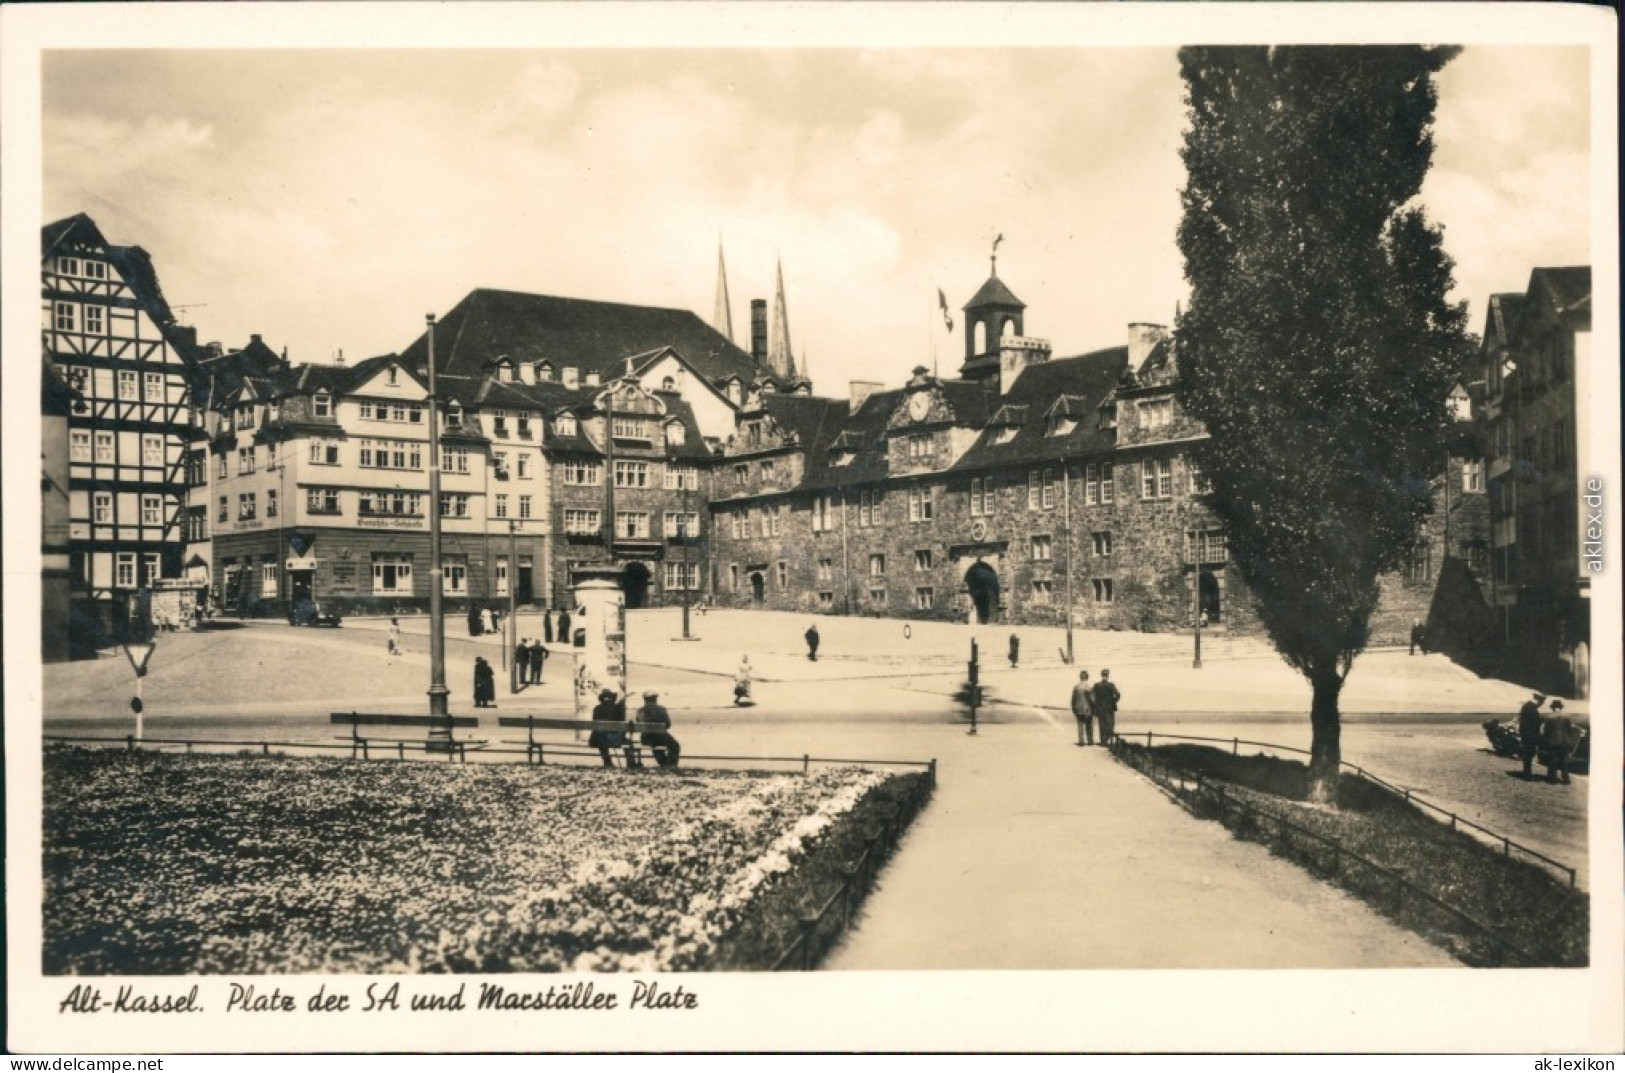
left=497, top=715, right=672, bottom=767
left=330, top=711, right=483, bottom=761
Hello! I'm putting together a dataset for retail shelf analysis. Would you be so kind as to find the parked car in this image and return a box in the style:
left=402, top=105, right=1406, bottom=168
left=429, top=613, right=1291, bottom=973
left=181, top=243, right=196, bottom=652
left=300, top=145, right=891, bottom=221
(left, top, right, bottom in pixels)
left=1482, top=717, right=1589, bottom=775
left=289, top=599, right=342, bottom=628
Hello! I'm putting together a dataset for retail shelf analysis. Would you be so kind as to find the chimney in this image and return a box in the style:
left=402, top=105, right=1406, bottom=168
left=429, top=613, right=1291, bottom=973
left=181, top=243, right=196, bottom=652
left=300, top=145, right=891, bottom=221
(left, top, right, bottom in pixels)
left=563, top=366, right=579, bottom=388
left=998, top=337, right=1051, bottom=396
left=750, top=299, right=768, bottom=365
left=250, top=333, right=262, bottom=346
left=207, top=341, right=224, bottom=359
left=1128, top=323, right=1170, bottom=373
left=584, top=371, right=601, bottom=387
left=850, top=380, right=883, bottom=414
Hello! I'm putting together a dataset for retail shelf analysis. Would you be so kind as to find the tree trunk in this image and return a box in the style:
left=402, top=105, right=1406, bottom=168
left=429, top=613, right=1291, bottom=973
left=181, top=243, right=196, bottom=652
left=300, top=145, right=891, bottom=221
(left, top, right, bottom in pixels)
left=1308, top=670, right=1343, bottom=803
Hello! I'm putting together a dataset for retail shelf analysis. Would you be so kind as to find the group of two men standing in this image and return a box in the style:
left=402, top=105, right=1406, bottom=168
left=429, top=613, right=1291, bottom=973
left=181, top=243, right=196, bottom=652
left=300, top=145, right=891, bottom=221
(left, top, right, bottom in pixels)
left=1069, top=669, right=1120, bottom=747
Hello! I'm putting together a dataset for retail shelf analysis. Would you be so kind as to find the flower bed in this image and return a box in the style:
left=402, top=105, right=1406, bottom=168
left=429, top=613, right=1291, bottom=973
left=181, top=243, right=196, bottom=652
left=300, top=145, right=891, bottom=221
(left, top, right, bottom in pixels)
left=43, top=747, right=928, bottom=975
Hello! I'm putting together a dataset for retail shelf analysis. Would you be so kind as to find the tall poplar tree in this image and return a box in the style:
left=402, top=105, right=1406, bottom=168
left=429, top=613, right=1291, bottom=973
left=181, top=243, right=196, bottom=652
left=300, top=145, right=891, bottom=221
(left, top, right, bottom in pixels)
left=1174, top=46, right=1471, bottom=795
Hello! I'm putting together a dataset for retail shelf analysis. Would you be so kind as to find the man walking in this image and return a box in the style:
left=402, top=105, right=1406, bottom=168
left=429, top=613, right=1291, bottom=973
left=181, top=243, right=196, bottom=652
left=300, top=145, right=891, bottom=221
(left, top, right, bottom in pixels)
left=1541, top=699, right=1578, bottom=784
left=1008, top=633, right=1020, bottom=669
left=1409, top=619, right=1425, bottom=656
left=531, top=640, right=547, bottom=685
left=1091, top=669, right=1121, bottom=746
left=1070, top=670, right=1095, bottom=746
left=1517, top=691, right=1547, bottom=779
left=805, top=624, right=820, bottom=662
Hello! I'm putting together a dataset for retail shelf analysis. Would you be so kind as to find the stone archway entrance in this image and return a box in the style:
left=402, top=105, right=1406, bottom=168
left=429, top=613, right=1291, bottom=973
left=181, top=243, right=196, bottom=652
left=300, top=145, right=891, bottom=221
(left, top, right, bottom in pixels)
left=622, top=561, right=652, bottom=609
left=965, top=561, right=1000, bottom=624
left=749, top=571, right=766, bottom=607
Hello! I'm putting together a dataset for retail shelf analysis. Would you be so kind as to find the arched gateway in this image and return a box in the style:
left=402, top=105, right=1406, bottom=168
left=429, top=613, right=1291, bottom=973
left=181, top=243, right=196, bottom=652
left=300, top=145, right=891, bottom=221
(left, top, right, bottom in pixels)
left=965, top=561, right=1000, bottom=624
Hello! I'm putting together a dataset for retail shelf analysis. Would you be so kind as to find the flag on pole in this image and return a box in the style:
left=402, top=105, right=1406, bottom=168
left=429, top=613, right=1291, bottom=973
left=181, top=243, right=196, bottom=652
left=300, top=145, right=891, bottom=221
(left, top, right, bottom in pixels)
left=992, top=232, right=1004, bottom=253
left=937, top=288, right=954, bottom=332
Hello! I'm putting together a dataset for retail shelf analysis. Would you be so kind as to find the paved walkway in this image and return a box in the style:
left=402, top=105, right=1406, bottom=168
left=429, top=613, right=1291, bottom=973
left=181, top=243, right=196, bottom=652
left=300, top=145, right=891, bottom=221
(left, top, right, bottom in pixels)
left=822, top=723, right=1460, bottom=969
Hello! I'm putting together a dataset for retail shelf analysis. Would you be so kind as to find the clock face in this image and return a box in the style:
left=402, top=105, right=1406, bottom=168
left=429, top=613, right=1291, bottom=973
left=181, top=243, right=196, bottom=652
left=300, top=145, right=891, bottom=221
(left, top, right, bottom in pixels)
left=908, top=392, right=931, bottom=421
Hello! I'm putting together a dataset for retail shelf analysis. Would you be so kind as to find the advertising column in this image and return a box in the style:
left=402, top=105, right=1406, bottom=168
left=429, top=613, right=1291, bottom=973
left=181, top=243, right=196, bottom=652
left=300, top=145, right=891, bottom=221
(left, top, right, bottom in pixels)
left=571, top=564, right=627, bottom=719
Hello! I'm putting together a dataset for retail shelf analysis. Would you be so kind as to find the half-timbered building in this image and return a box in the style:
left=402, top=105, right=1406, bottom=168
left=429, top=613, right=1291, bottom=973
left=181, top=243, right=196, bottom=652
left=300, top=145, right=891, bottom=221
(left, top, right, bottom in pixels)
left=42, top=214, right=208, bottom=645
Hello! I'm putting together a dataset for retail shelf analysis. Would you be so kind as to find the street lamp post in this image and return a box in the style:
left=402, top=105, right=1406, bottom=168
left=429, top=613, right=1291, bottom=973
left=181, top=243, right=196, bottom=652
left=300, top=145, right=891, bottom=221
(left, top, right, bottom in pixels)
left=425, top=315, right=452, bottom=743
left=508, top=519, right=519, bottom=693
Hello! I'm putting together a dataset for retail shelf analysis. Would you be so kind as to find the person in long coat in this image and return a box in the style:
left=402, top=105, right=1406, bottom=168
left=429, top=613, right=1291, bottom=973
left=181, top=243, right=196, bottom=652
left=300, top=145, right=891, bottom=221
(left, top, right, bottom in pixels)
left=1541, top=700, right=1579, bottom=784
left=560, top=609, right=573, bottom=647
left=1517, top=692, right=1547, bottom=779
left=1008, top=633, right=1021, bottom=669
left=1070, top=669, right=1095, bottom=746
left=468, top=605, right=482, bottom=636
left=543, top=611, right=554, bottom=644
left=1090, top=669, right=1121, bottom=746
left=473, top=656, right=496, bottom=707
left=515, top=639, right=532, bottom=686
left=530, top=640, right=547, bottom=684
left=805, top=624, right=820, bottom=662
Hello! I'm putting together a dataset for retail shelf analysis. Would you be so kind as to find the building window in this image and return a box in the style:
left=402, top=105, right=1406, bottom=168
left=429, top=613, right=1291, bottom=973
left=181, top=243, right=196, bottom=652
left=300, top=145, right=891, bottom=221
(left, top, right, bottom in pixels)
left=217, top=495, right=228, bottom=523
left=665, top=464, right=699, bottom=491
left=442, top=557, right=468, bottom=594
left=439, top=493, right=471, bottom=518
left=1031, top=579, right=1054, bottom=605
left=372, top=555, right=414, bottom=595
left=1188, top=459, right=1212, bottom=495
left=869, top=586, right=887, bottom=605
left=758, top=509, right=771, bottom=538
left=442, top=446, right=470, bottom=474
left=1403, top=542, right=1432, bottom=583
left=614, top=461, right=651, bottom=488
left=115, top=553, right=136, bottom=588
left=186, top=509, right=207, bottom=542
left=519, top=495, right=533, bottom=520
left=555, top=413, right=577, bottom=436
left=58, top=256, right=81, bottom=277
left=55, top=301, right=78, bottom=332
left=119, top=371, right=139, bottom=401
left=811, top=494, right=833, bottom=532
left=612, top=416, right=651, bottom=442
left=1028, top=468, right=1057, bottom=510
left=1188, top=529, right=1228, bottom=564
left=1085, top=464, right=1101, bottom=505
left=616, top=511, right=650, bottom=538
left=664, top=562, right=700, bottom=590
left=266, top=489, right=278, bottom=518
left=141, top=494, right=163, bottom=526
left=1141, top=458, right=1173, bottom=500
left=517, top=454, right=532, bottom=479
left=1139, top=398, right=1174, bottom=429
left=1461, top=459, right=1483, bottom=493
left=907, top=433, right=932, bottom=461
left=817, top=558, right=833, bottom=582
left=908, top=486, right=934, bottom=522
left=562, top=460, right=601, bottom=486
left=1092, top=531, right=1113, bottom=557
left=358, top=439, right=422, bottom=470
left=142, top=435, right=164, bottom=466
left=760, top=458, right=779, bottom=483
left=490, top=409, right=509, bottom=434
left=563, top=509, right=601, bottom=535
left=770, top=505, right=783, bottom=536
left=734, top=464, right=749, bottom=488
left=186, top=449, right=206, bottom=485
left=307, top=487, right=340, bottom=514
left=1092, top=578, right=1115, bottom=604
left=970, top=477, right=994, bottom=517
left=83, top=304, right=106, bottom=335
left=665, top=422, right=686, bottom=447
left=915, top=549, right=934, bottom=571
left=237, top=447, right=254, bottom=474
left=309, top=440, right=339, bottom=465
left=95, top=432, right=115, bottom=464
left=493, top=451, right=511, bottom=478
left=859, top=490, right=884, bottom=527
left=312, top=392, right=331, bottom=417
left=915, top=587, right=935, bottom=610
left=1031, top=535, right=1052, bottom=561
left=144, top=372, right=164, bottom=401
left=70, top=430, right=91, bottom=462
left=777, top=561, right=789, bottom=588
left=239, top=493, right=257, bottom=520
left=730, top=510, right=745, bottom=540
left=665, top=511, right=700, bottom=539
left=496, top=361, right=515, bottom=383
left=1100, top=463, right=1114, bottom=504
left=818, top=591, right=834, bottom=607
left=868, top=553, right=885, bottom=578
left=94, top=492, right=113, bottom=524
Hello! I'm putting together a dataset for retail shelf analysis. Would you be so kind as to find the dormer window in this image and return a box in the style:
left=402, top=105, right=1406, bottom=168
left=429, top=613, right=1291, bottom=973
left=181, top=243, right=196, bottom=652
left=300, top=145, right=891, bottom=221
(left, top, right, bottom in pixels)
left=387, top=366, right=399, bottom=387
left=496, top=360, right=515, bottom=383
left=661, top=375, right=677, bottom=392
left=446, top=403, right=464, bottom=429
left=1098, top=403, right=1118, bottom=431
left=1138, top=398, right=1173, bottom=430
left=556, top=413, right=578, bottom=437
left=994, top=426, right=1018, bottom=445
left=312, top=391, right=331, bottom=418
left=612, top=416, right=652, bottom=443
left=725, top=380, right=741, bottom=404
left=536, top=362, right=554, bottom=382
left=665, top=420, right=686, bottom=447
left=1047, top=415, right=1078, bottom=437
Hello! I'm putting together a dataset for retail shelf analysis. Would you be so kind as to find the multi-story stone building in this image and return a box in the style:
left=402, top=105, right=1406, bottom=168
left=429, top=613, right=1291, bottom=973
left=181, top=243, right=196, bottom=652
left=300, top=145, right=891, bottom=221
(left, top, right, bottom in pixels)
left=1481, top=266, right=1592, bottom=694
left=708, top=265, right=1247, bottom=630
left=41, top=214, right=208, bottom=648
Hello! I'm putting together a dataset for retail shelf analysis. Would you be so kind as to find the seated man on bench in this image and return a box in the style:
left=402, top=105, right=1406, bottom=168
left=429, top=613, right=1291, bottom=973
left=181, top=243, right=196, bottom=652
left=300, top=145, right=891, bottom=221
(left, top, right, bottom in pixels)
left=589, top=689, right=635, bottom=768
left=638, top=691, right=680, bottom=768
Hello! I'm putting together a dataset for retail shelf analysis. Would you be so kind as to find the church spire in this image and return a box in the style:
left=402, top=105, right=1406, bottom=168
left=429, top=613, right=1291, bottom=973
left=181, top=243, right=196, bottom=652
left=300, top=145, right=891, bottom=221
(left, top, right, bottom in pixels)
left=769, top=257, right=794, bottom=380
left=712, top=239, right=734, bottom=342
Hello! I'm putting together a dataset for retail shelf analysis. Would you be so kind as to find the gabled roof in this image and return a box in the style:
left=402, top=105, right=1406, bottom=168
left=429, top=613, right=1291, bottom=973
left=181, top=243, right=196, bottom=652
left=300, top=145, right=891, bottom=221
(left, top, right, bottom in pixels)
left=44, top=213, right=192, bottom=351
left=42, top=213, right=108, bottom=257
left=964, top=274, right=1025, bottom=310
left=395, top=288, right=779, bottom=391
left=954, top=347, right=1129, bottom=470
left=198, top=337, right=288, bottom=410
left=1528, top=266, right=1591, bottom=320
